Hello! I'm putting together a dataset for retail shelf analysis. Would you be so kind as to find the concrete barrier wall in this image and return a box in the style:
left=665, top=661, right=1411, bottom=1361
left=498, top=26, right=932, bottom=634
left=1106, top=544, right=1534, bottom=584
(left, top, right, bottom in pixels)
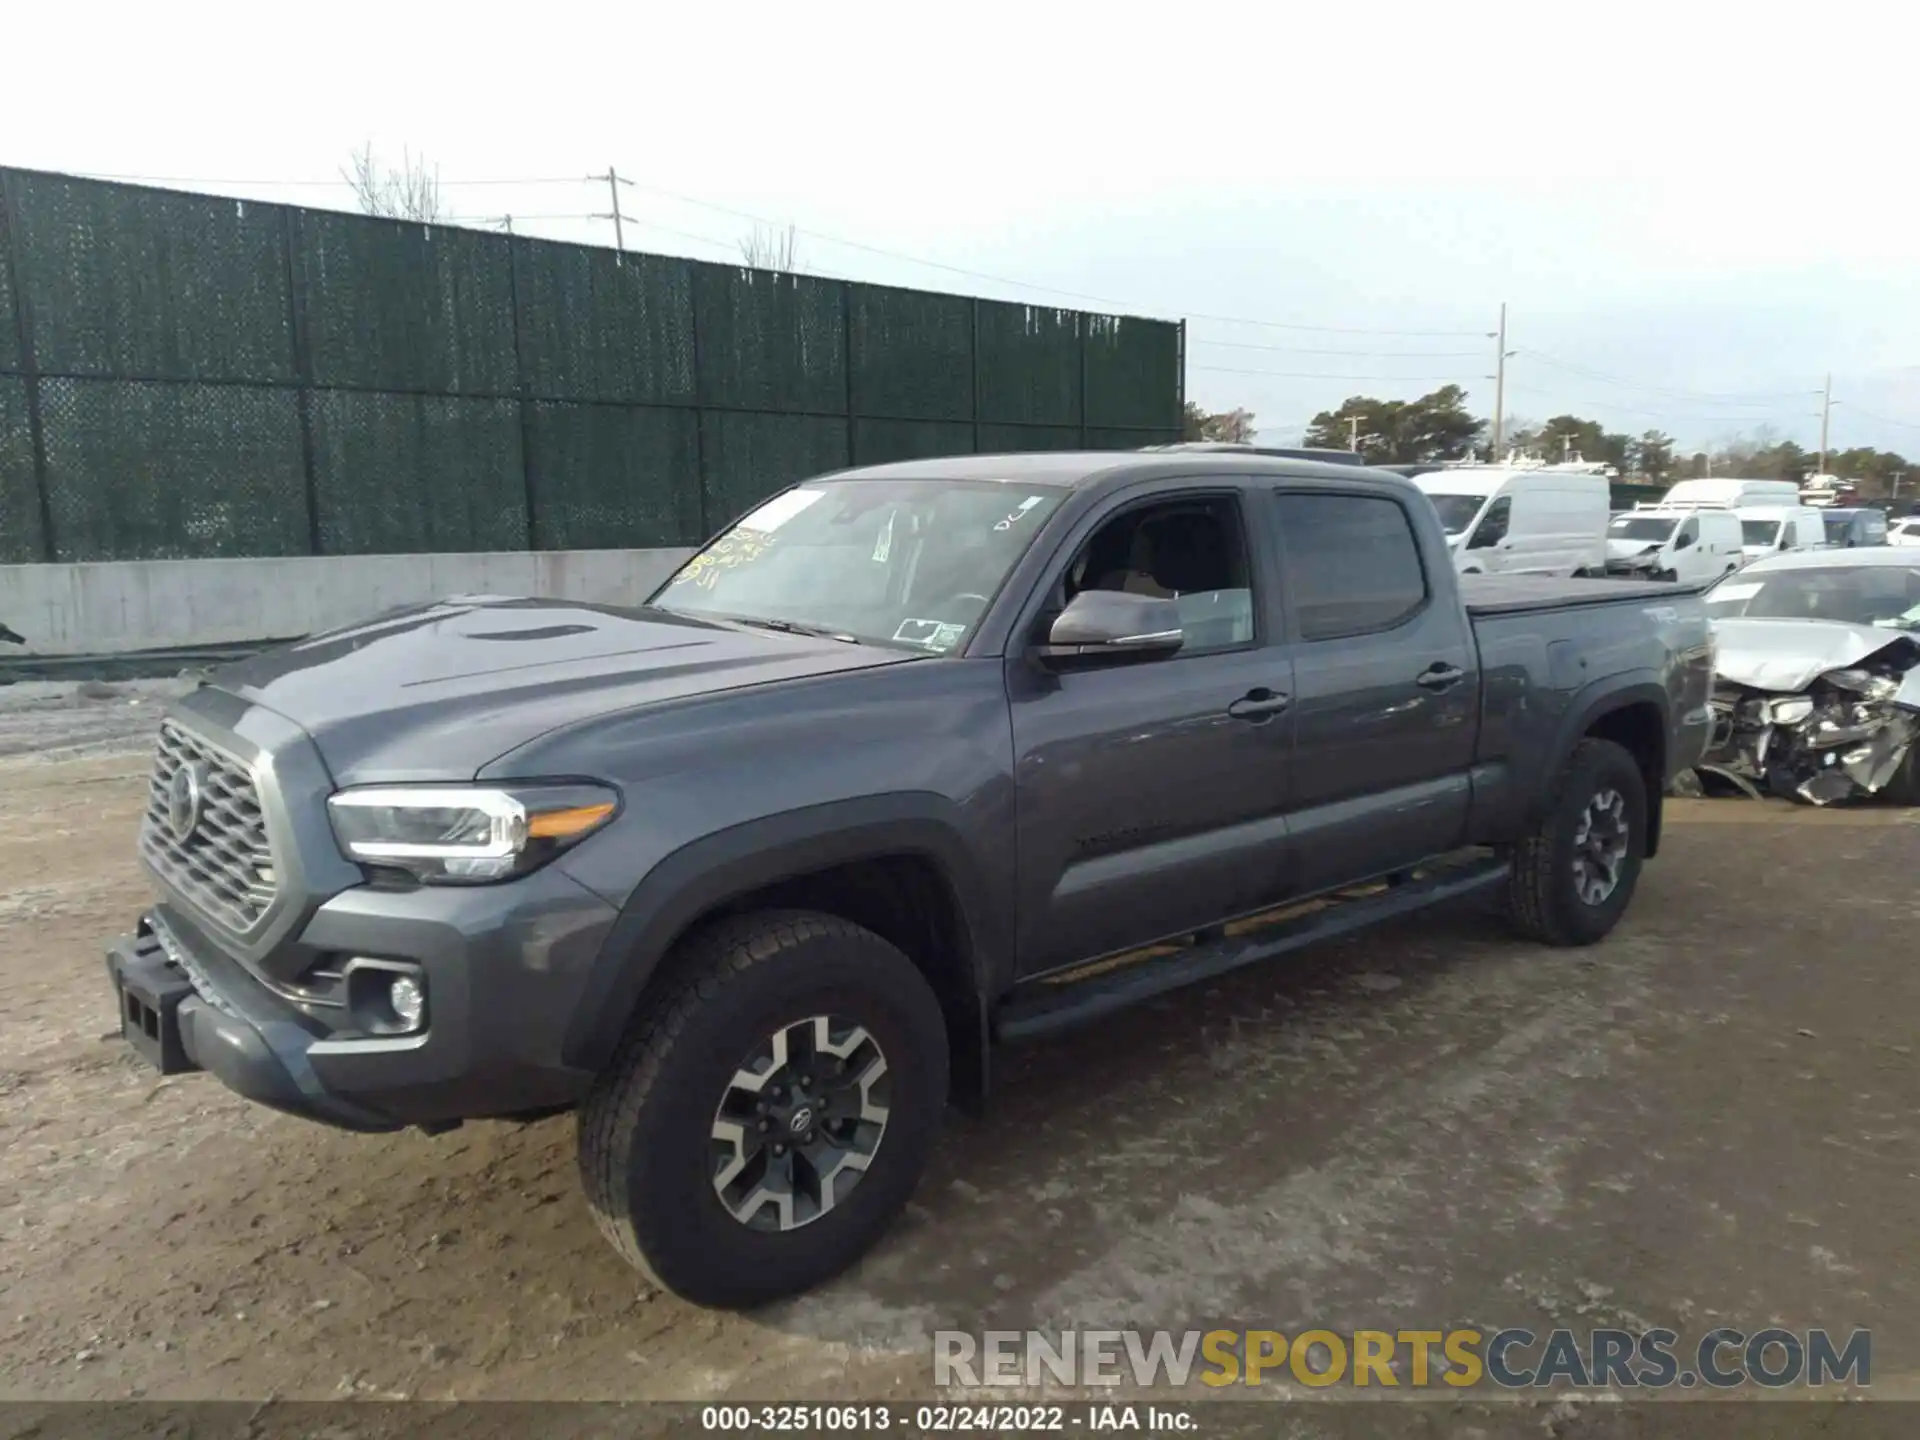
left=0, top=548, right=696, bottom=657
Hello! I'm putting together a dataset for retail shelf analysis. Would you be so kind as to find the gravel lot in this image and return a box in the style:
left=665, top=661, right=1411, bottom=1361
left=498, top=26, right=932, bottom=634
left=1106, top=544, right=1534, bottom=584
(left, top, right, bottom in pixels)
left=2, top=693, right=1916, bottom=1413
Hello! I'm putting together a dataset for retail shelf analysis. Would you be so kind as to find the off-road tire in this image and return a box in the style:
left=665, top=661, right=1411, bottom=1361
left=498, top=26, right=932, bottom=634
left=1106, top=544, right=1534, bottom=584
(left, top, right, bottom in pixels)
left=1504, top=737, right=1648, bottom=947
left=578, top=909, right=948, bottom=1308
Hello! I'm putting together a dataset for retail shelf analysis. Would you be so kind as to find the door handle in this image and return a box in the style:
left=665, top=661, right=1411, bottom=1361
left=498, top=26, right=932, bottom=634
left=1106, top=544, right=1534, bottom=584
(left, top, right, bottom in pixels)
left=1415, top=663, right=1465, bottom=691
left=1228, top=688, right=1291, bottom=721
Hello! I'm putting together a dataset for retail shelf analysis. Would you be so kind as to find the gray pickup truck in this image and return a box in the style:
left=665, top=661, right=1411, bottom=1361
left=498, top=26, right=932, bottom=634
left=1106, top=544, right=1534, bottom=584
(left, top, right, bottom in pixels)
left=105, top=452, right=1713, bottom=1307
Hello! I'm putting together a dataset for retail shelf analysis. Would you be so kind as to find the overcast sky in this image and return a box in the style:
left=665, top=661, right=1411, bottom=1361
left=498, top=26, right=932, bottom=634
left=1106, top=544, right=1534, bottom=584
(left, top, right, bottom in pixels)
left=10, top=0, right=1920, bottom=456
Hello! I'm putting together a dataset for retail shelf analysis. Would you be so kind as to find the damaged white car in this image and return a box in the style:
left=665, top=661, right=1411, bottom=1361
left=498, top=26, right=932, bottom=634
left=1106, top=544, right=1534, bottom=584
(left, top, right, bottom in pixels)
left=1700, top=548, right=1920, bottom=804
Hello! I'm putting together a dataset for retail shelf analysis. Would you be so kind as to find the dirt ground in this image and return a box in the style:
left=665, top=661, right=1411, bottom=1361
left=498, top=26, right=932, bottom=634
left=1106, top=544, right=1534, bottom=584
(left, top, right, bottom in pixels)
left=2, top=684, right=1917, bottom=1407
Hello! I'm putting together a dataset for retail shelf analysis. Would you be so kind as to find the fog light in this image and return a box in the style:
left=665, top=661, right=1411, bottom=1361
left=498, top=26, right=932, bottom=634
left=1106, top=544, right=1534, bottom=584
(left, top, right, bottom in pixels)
left=389, top=975, right=426, bottom=1030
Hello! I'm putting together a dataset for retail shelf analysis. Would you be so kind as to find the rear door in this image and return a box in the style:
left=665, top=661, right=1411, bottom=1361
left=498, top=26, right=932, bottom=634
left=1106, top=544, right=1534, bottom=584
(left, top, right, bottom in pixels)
left=1006, top=479, right=1298, bottom=977
left=1264, top=484, right=1478, bottom=895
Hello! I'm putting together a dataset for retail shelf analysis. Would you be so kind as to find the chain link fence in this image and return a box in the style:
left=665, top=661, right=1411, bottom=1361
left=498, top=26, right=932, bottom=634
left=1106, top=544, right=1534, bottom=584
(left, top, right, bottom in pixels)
left=0, top=168, right=1184, bottom=564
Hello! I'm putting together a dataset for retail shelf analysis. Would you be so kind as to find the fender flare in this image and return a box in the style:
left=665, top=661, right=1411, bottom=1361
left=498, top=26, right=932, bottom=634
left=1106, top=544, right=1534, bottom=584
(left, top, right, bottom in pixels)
left=1535, top=674, right=1673, bottom=857
left=562, top=793, right=1001, bottom=1076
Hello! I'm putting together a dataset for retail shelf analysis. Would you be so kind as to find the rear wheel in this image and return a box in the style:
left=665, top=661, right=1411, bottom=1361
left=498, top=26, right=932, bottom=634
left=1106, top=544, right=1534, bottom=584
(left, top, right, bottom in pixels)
left=1504, top=738, right=1648, bottom=947
left=578, top=910, right=949, bottom=1307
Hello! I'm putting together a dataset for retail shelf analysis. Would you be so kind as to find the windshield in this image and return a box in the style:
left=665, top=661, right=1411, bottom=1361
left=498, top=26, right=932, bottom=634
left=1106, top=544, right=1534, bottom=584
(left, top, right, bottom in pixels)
left=1741, top=520, right=1781, bottom=547
left=652, top=478, right=1067, bottom=651
left=1423, top=493, right=1486, bottom=535
left=1610, top=515, right=1677, bottom=542
left=1705, top=563, right=1920, bottom=630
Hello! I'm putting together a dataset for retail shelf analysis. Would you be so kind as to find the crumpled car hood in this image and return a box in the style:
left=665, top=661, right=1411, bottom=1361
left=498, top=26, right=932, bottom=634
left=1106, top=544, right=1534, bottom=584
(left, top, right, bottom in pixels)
left=1710, top=617, right=1920, bottom=692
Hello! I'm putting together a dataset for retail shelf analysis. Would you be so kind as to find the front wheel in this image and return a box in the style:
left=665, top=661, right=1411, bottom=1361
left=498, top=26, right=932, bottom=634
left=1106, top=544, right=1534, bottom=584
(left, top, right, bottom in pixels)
left=578, top=910, right=949, bottom=1307
left=1504, top=738, right=1648, bottom=946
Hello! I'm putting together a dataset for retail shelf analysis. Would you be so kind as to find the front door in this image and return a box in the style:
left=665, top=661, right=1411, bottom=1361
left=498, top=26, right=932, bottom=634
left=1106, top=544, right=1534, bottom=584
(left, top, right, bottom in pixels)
left=1007, top=485, right=1296, bottom=977
left=1461, top=495, right=1512, bottom=573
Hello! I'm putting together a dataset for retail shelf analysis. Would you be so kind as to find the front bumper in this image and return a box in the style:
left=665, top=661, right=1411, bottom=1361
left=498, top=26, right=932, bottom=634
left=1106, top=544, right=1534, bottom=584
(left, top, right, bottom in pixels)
left=108, top=919, right=399, bottom=1131
left=105, top=863, right=623, bottom=1131
left=1604, top=556, right=1663, bottom=577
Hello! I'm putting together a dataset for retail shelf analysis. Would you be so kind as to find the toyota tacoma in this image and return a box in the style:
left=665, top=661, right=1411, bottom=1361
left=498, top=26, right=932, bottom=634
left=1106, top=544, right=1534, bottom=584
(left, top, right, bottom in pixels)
left=106, top=452, right=1714, bottom=1306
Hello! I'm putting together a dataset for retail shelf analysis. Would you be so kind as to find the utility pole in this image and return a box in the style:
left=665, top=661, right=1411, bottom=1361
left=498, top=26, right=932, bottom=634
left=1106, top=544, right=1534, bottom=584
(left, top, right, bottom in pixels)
left=591, top=168, right=631, bottom=262
left=1348, top=415, right=1360, bottom=452
left=1817, top=373, right=1833, bottom=475
left=1490, top=303, right=1510, bottom=460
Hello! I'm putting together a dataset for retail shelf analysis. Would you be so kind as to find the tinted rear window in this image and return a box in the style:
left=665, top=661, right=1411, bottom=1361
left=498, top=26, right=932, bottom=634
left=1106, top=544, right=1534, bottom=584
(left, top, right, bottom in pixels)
left=1273, top=493, right=1428, bottom=640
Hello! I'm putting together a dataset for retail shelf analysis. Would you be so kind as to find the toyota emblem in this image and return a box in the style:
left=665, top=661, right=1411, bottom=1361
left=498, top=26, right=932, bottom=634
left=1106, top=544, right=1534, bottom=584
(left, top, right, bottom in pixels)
left=167, top=761, right=208, bottom=841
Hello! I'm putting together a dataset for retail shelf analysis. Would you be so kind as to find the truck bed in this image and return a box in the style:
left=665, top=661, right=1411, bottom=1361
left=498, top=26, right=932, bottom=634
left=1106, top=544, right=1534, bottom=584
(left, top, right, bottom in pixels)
left=1459, top=573, right=1704, bottom=616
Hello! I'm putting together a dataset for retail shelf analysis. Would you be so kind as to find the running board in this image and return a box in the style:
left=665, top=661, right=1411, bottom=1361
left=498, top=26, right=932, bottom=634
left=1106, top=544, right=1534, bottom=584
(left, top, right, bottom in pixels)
left=994, top=854, right=1511, bottom=1043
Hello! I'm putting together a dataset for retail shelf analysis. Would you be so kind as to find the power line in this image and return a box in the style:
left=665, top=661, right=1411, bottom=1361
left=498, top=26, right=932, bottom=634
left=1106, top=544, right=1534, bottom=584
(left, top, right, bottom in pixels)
left=1844, top=405, right=1920, bottom=432
left=1191, top=338, right=1484, bottom=359
left=70, top=170, right=584, bottom=188
left=1502, top=383, right=1797, bottom=427
left=1515, top=348, right=1815, bottom=405
left=1193, top=364, right=1475, bottom=382
left=602, top=175, right=1489, bottom=335
left=445, top=211, right=600, bottom=223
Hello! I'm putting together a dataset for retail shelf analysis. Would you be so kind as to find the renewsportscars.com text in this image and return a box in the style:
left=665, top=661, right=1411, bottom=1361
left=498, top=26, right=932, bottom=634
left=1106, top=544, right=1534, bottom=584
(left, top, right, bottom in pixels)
left=934, top=1327, right=1871, bottom=1390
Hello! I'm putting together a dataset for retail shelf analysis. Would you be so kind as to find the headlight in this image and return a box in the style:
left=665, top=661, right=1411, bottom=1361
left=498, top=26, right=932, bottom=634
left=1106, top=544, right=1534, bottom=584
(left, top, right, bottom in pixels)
left=327, top=784, right=618, bottom=884
left=1766, top=696, right=1815, bottom=725
left=1822, top=668, right=1896, bottom=699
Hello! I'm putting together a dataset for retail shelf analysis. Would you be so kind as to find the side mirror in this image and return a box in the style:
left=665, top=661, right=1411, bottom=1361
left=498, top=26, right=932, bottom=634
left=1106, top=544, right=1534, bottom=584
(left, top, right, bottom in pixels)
left=1034, top=591, right=1184, bottom=671
left=1674, top=532, right=1695, bottom=550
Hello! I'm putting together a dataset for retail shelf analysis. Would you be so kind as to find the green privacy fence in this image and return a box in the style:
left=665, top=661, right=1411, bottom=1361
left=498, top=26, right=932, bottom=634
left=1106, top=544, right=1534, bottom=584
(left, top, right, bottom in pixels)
left=0, top=168, right=1185, bottom=564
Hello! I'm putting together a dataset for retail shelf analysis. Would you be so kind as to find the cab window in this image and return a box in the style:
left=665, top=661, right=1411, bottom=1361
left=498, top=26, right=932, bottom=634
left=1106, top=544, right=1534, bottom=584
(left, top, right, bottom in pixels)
left=1467, top=496, right=1511, bottom=549
left=1059, top=496, right=1256, bottom=654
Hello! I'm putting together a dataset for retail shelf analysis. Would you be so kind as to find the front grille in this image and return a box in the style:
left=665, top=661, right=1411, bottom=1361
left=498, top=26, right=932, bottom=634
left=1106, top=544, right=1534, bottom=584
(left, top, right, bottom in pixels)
left=141, top=722, right=278, bottom=933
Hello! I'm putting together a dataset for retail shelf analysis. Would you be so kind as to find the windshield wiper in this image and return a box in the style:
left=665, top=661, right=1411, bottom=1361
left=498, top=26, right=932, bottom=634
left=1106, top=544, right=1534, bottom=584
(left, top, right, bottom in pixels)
left=730, top=616, right=865, bottom=645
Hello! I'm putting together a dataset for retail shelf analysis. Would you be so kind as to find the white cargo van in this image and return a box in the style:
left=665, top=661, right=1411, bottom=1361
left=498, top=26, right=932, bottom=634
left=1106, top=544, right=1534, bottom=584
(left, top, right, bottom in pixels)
left=1660, top=477, right=1802, bottom=509
left=1735, top=505, right=1828, bottom=561
left=1605, top=507, right=1744, bottom=583
left=1413, top=468, right=1609, bottom=577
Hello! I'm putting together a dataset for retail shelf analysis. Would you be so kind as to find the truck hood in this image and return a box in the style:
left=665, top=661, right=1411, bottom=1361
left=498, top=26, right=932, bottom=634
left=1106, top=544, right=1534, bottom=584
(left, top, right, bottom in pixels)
left=211, top=596, right=920, bottom=784
left=1710, top=616, right=1920, bottom=692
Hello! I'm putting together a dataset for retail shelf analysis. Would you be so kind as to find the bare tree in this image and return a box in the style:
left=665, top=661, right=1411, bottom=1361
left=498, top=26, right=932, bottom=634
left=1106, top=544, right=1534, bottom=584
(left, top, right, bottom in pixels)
left=738, top=222, right=801, bottom=273
left=342, top=143, right=444, bottom=223
left=1181, top=403, right=1256, bottom=444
